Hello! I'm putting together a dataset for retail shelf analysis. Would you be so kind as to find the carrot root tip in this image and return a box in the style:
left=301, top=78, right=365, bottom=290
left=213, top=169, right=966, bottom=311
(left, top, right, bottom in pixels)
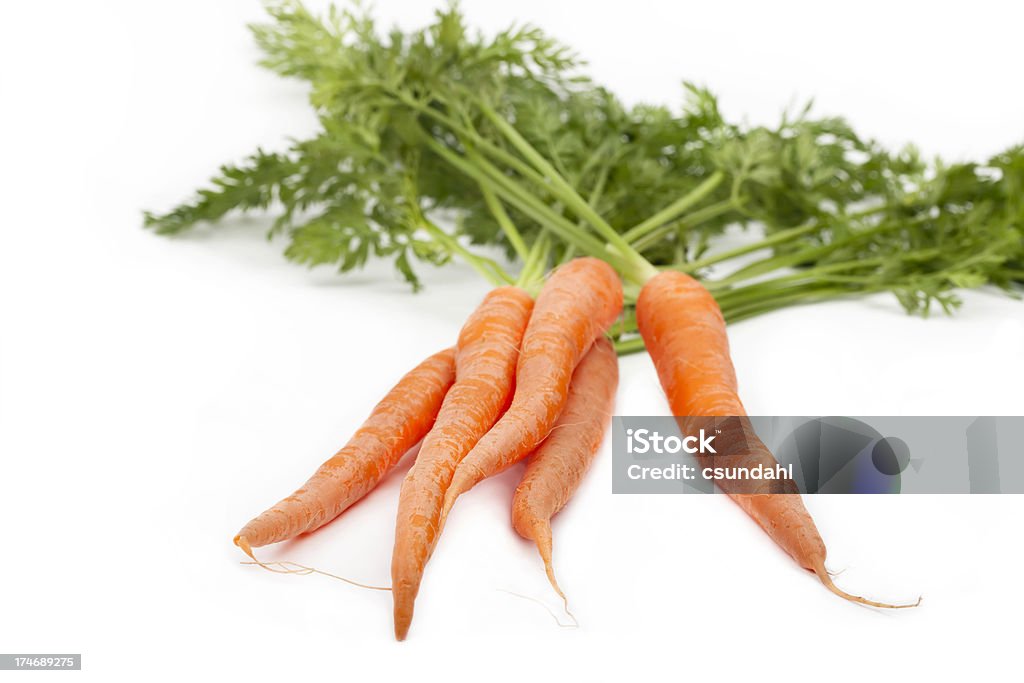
left=813, top=565, right=921, bottom=609
left=234, top=535, right=256, bottom=561
left=531, top=521, right=566, bottom=600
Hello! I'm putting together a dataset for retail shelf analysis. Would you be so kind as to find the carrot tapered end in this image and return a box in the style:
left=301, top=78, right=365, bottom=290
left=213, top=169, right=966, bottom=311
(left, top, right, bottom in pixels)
left=530, top=520, right=565, bottom=602
left=394, top=609, right=412, bottom=641
left=392, top=579, right=416, bottom=641
left=813, top=565, right=921, bottom=609
left=234, top=534, right=256, bottom=561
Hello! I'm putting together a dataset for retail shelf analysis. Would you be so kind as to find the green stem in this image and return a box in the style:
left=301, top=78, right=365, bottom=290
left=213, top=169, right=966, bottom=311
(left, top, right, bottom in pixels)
left=710, top=221, right=900, bottom=286
left=623, top=171, right=726, bottom=244
left=632, top=198, right=737, bottom=253
left=609, top=306, right=638, bottom=339
left=478, top=180, right=529, bottom=261
left=563, top=162, right=612, bottom=265
left=717, top=281, right=850, bottom=311
left=467, top=152, right=620, bottom=267
left=403, top=92, right=658, bottom=285
left=477, top=100, right=653, bottom=279
left=392, top=90, right=552, bottom=192
left=408, top=90, right=635, bottom=266
left=419, top=131, right=592, bottom=249
left=419, top=129, right=648, bottom=280
left=671, top=221, right=823, bottom=274
left=517, top=231, right=552, bottom=294
left=614, top=336, right=647, bottom=356
left=418, top=219, right=510, bottom=286
left=721, top=285, right=861, bottom=321
left=711, top=257, right=888, bottom=303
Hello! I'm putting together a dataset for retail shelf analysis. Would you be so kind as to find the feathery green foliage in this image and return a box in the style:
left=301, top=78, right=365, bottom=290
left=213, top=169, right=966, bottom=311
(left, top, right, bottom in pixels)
left=145, top=1, right=1023, bottom=330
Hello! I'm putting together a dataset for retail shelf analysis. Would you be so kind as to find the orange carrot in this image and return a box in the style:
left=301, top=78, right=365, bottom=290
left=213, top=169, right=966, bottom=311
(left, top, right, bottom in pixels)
left=511, top=337, right=618, bottom=601
left=443, top=257, right=623, bottom=518
left=234, top=347, right=456, bottom=558
left=636, top=270, right=918, bottom=608
left=392, top=286, right=534, bottom=641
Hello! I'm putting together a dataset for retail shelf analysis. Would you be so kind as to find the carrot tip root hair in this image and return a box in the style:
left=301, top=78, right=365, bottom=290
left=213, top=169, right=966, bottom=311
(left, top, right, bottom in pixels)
left=234, top=538, right=391, bottom=591
left=498, top=589, right=579, bottom=628
left=235, top=513, right=389, bottom=592
left=813, top=565, right=921, bottom=609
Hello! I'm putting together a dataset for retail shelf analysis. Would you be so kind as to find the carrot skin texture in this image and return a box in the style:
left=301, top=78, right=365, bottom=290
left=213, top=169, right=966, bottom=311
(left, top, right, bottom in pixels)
left=392, top=287, right=534, bottom=641
left=635, top=271, right=827, bottom=567
left=233, top=347, right=456, bottom=553
left=444, top=258, right=623, bottom=513
left=512, top=337, right=619, bottom=598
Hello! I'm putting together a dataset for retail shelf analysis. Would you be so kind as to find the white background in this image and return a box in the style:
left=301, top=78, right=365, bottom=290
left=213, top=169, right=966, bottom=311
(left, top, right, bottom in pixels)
left=2, top=1, right=1024, bottom=680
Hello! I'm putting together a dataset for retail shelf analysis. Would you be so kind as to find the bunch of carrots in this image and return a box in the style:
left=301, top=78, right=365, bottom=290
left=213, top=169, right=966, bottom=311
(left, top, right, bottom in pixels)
left=236, top=257, right=625, bottom=639
left=139, top=0, right=978, bottom=639
left=233, top=256, right=916, bottom=641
